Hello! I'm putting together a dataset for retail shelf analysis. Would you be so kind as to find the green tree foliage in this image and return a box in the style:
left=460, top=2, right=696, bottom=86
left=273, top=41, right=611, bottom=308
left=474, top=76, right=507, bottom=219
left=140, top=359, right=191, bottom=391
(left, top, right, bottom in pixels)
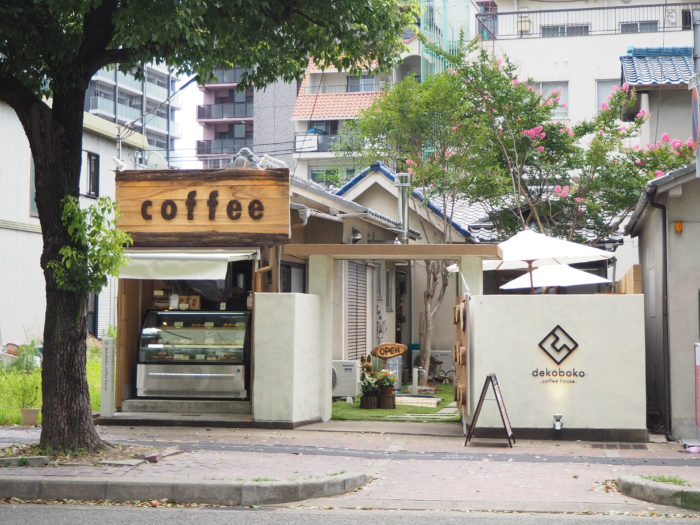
left=0, top=0, right=419, bottom=451
left=47, top=196, right=132, bottom=295
left=345, top=39, right=694, bottom=244
left=337, top=72, right=467, bottom=384
left=446, top=42, right=695, bottom=242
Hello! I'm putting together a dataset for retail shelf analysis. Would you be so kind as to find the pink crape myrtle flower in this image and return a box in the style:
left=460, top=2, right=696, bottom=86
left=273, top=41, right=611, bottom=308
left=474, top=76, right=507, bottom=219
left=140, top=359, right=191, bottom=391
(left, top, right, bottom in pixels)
left=601, top=102, right=609, bottom=111
left=672, top=139, right=682, bottom=148
left=536, top=146, right=545, bottom=152
left=575, top=197, right=583, bottom=203
left=621, top=83, right=630, bottom=92
left=554, top=185, right=562, bottom=193
left=636, top=109, right=648, bottom=118
left=512, top=78, right=520, bottom=86
left=661, top=133, right=670, bottom=142
left=655, top=170, right=664, bottom=178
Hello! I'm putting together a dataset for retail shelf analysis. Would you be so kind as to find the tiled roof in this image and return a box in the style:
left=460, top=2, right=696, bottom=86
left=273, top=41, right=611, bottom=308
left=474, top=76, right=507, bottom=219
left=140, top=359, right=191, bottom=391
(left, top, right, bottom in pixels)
left=620, top=47, right=693, bottom=86
left=292, top=91, right=381, bottom=120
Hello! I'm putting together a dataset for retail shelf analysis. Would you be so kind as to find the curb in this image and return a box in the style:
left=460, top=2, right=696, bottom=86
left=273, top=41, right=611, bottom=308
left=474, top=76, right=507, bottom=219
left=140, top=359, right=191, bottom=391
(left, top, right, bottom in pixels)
left=617, top=476, right=700, bottom=511
left=0, top=472, right=369, bottom=506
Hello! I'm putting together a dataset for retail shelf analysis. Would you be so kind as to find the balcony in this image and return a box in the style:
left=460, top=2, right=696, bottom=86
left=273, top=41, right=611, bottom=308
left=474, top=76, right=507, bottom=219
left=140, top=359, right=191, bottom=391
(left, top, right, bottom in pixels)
left=116, top=71, right=143, bottom=93
left=197, top=102, right=254, bottom=120
left=145, top=81, right=169, bottom=101
left=294, top=132, right=340, bottom=153
left=197, top=138, right=254, bottom=156
left=476, top=2, right=696, bottom=40
left=207, top=67, right=252, bottom=85
left=303, top=81, right=390, bottom=95
left=88, top=96, right=115, bottom=116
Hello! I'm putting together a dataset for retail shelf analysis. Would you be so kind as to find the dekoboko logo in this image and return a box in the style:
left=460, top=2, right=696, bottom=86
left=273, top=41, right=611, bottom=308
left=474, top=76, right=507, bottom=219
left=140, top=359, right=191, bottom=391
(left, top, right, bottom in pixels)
left=538, top=325, right=578, bottom=365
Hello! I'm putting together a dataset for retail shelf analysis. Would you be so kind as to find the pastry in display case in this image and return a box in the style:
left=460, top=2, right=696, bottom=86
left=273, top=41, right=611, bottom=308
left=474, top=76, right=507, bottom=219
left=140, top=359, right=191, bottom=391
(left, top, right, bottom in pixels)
left=136, top=310, right=250, bottom=399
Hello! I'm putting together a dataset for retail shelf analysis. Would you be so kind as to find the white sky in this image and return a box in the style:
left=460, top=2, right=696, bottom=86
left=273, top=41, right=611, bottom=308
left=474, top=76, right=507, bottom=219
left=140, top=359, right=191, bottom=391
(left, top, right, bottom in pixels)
left=174, top=77, right=203, bottom=168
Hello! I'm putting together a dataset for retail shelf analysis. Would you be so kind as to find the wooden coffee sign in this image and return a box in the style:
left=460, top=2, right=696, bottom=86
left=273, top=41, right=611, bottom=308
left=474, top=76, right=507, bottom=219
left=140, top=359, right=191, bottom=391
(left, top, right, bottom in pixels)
left=116, top=168, right=290, bottom=247
left=371, top=343, right=408, bottom=360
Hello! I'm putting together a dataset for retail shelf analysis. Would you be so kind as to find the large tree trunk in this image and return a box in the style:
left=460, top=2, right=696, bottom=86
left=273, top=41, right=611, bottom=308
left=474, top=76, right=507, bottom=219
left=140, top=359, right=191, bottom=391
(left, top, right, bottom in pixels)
left=29, top=91, right=105, bottom=452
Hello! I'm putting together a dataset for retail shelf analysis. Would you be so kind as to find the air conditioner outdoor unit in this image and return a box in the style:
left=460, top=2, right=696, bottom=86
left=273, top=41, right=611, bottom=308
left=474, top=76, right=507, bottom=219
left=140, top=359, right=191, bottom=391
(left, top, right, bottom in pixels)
left=331, top=360, right=361, bottom=397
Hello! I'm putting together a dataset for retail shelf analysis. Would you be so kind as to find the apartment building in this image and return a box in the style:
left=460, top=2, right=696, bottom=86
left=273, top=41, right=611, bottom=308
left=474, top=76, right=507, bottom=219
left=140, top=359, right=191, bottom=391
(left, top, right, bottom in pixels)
left=291, top=0, right=470, bottom=187
left=196, top=66, right=298, bottom=170
left=85, top=63, right=181, bottom=165
left=475, top=1, right=694, bottom=139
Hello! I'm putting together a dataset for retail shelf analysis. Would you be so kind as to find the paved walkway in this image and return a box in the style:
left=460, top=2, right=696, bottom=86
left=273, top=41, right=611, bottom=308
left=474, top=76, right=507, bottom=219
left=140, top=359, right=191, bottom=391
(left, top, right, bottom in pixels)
left=1, top=421, right=699, bottom=515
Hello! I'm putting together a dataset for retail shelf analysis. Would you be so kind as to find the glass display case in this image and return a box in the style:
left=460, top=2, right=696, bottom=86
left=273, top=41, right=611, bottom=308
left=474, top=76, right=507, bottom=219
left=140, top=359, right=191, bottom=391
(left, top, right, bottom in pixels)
left=136, top=310, right=250, bottom=399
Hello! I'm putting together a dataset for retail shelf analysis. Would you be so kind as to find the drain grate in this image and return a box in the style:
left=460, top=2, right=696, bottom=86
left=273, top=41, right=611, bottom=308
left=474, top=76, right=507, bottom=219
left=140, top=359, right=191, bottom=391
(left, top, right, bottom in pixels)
left=590, top=443, right=647, bottom=450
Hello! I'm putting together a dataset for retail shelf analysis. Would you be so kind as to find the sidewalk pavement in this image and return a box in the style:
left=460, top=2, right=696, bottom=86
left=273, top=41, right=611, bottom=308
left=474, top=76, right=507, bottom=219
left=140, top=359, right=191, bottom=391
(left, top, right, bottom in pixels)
left=1, top=420, right=699, bottom=515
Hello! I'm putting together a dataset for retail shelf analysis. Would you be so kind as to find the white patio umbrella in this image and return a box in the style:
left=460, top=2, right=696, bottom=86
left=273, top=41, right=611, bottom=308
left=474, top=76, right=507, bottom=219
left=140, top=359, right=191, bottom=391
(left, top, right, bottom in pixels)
left=499, top=264, right=611, bottom=291
left=483, top=229, right=615, bottom=293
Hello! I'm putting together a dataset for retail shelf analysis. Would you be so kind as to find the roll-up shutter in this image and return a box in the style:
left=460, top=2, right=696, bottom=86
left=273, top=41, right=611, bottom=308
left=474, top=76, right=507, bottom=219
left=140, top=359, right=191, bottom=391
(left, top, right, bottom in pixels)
left=346, top=261, right=367, bottom=360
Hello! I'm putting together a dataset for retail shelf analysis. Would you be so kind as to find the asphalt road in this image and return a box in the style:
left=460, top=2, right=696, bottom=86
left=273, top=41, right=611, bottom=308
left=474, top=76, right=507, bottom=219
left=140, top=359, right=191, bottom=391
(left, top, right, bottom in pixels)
left=0, top=506, right=696, bottom=525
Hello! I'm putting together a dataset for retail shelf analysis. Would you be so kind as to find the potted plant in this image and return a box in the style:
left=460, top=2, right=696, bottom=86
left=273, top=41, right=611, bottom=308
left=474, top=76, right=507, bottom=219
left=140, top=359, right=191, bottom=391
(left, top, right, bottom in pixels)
left=360, top=373, right=378, bottom=409
left=12, top=373, right=41, bottom=426
left=375, top=369, right=397, bottom=395
left=10, top=343, right=42, bottom=426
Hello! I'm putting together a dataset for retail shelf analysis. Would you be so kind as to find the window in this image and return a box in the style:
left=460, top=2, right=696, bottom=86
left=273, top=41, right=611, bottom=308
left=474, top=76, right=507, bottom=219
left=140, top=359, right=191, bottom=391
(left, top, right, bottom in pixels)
left=86, top=292, right=98, bottom=336
left=536, top=81, right=568, bottom=118
left=310, top=168, right=341, bottom=187
left=80, top=151, right=99, bottom=198
left=347, top=75, right=375, bottom=93
left=541, top=25, right=589, bottom=38
left=308, top=120, right=339, bottom=135
left=596, top=79, right=618, bottom=114
left=620, top=21, right=658, bottom=33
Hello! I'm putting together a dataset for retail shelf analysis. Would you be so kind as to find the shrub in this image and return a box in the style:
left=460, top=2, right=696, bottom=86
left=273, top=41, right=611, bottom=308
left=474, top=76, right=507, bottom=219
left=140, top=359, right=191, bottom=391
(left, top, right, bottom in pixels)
left=9, top=371, right=41, bottom=408
left=13, top=341, right=40, bottom=373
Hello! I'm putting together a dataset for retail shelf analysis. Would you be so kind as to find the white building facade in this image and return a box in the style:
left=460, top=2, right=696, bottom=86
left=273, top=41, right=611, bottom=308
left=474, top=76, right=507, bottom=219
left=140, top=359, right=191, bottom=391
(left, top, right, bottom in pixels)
left=0, top=103, right=147, bottom=346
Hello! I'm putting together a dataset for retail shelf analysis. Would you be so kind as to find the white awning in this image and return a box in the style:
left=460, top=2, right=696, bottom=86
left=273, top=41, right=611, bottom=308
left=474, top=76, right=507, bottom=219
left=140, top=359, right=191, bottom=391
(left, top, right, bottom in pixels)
left=119, top=249, right=257, bottom=280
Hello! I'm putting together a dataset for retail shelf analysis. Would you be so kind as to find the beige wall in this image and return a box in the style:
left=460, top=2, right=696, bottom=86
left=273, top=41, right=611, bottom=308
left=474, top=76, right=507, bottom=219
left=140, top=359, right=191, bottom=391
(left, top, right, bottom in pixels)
left=666, top=181, right=700, bottom=438
left=470, top=294, right=646, bottom=431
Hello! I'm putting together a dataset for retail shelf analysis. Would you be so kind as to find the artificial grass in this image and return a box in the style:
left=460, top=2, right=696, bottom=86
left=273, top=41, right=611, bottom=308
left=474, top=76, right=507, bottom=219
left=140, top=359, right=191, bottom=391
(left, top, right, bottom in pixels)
left=332, top=381, right=460, bottom=422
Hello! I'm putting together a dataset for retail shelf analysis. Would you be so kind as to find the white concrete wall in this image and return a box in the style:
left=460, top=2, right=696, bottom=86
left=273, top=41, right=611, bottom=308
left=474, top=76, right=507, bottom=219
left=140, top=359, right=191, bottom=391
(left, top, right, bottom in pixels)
left=483, top=27, right=691, bottom=126
left=0, top=103, right=44, bottom=344
left=252, top=293, right=323, bottom=423
left=0, top=102, right=141, bottom=344
left=469, top=294, right=646, bottom=431
left=666, top=181, right=700, bottom=438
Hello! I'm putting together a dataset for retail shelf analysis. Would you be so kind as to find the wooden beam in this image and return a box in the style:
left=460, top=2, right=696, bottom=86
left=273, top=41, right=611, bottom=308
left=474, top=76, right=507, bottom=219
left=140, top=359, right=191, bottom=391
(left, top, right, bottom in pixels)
left=283, top=243, right=502, bottom=261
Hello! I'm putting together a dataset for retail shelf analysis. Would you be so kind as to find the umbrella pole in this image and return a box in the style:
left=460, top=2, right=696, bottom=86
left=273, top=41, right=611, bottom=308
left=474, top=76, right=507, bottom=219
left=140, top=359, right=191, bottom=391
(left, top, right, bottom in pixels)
left=528, top=261, right=534, bottom=294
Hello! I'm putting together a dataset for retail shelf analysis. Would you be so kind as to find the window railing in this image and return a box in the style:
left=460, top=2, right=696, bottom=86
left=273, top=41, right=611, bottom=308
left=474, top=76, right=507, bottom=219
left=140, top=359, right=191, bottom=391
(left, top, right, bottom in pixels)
left=197, top=138, right=254, bottom=155
left=88, top=96, right=115, bottom=115
left=116, top=71, right=143, bottom=92
left=294, top=132, right=340, bottom=153
left=197, top=103, right=254, bottom=119
left=208, top=67, right=252, bottom=84
left=303, top=81, right=390, bottom=95
left=476, top=3, right=698, bottom=40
